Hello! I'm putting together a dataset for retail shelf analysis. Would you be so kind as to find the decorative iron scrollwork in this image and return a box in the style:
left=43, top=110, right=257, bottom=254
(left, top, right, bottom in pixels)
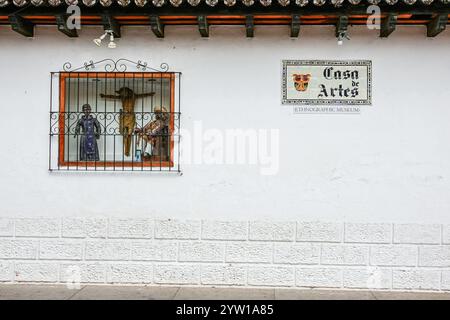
left=62, top=58, right=170, bottom=73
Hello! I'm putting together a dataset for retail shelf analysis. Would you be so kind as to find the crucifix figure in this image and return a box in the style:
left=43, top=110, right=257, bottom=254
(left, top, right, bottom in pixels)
left=100, top=87, right=155, bottom=157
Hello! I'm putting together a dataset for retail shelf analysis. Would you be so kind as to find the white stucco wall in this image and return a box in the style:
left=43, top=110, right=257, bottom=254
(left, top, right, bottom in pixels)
left=0, top=24, right=449, bottom=223
left=1, top=24, right=450, bottom=290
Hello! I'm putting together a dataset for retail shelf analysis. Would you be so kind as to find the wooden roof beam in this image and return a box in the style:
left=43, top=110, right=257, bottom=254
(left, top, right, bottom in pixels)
left=291, top=14, right=300, bottom=38
left=8, top=14, right=34, bottom=37
left=427, top=13, right=447, bottom=37
left=198, top=15, right=209, bottom=37
left=246, top=15, right=254, bottom=38
left=101, top=13, right=120, bottom=38
left=335, top=15, right=348, bottom=38
left=55, top=13, right=78, bottom=38
left=380, top=13, right=397, bottom=38
left=150, top=15, right=164, bottom=38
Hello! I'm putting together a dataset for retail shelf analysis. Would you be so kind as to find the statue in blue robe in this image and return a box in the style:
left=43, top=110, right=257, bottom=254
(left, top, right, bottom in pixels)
left=74, top=104, right=101, bottom=161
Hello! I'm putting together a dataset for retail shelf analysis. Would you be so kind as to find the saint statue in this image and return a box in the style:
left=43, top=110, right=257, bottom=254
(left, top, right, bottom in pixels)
left=74, top=104, right=101, bottom=161
left=100, top=87, right=155, bottom=157
left=134, top=106, right=170, bottom=160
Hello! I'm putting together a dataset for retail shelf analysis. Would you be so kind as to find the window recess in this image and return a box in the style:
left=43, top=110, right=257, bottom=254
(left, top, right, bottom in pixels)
left=49, top=59, right=181, bottom=173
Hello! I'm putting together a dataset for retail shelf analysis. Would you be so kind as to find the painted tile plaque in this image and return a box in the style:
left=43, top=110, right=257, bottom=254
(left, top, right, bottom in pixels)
left=282, top=60, right=372, bottom=106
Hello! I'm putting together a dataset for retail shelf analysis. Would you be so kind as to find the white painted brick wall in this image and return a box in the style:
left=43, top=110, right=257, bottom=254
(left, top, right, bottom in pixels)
left=108, top=218, right=153, bottom=239
left=419, top=246, right=450, bottom=267
left=15, top=262, right=59, bottom=282
left=296, top=267, right=342, bottom=288
left=0, top=240, right=37, bottom=259
left=155, top=220, right=200, bottom=239
left=345, top=223, right=391, bottom=244
left=226, top=242, right=272, bottom=263
left=321, top=244, right=369, bottom=266
left=154, top=264, right=200, bottom=284
left=1, top=217, right=450, bottom=291
left=394, top=224, right=441, bottom=244
left=201, top=264, right=246, bottom=286
left=62, top=217, right=107, bottom=238
left=85, top=241, right=131, bottom=261
left=0, top=261, right=12, bottom=281
left=248, top=266, right=294, bottom=286
left=296, top=222, right=342, bottom=242
left=443, top=225, right=450, bottom=244
left=202, top=221, right=247, bottom=240
left=39, top=240, right=83, bottom=260
left=107, top=264, right=153, bottom=283
left=0, top=218, right=14, bottom=237
left=15, top=218, right=60, bottom=238
left=179, top=241, right=224, bottom=262
left=60, top=263, right=106, bottom=283
left=370, top=245, right=417, bottom=267
left=393, top=269, right=441, bottom=290
left=273, top=243, right=320, bottom=265
left=249, top=221, right=295, bottom=242
left=131, top=241, right=177, bottom=261
left=442, top=270, right=450, bottom=291
left=343, top=267, right=392, bottom=289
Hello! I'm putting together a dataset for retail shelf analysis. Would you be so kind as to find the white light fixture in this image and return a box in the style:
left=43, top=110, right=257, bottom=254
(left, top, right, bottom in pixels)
left=337, top=32, right=350, bottom=45
left=108, top=32, right=117, bottom=49
left=93, top=31, right=108, bottom=46
left=93, top=30, right=116, bottom=48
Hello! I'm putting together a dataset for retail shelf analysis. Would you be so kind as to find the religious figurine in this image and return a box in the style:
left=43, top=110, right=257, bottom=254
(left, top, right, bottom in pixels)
left=100, top=87, right=155, bottom=157
left=134, top=106, right=169, bottom=160
left=74, top=104, right=101, bottom=161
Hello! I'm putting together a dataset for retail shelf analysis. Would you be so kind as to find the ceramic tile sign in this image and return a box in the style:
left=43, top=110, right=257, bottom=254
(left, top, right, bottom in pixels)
left=282, top=60, right=372, bottom=114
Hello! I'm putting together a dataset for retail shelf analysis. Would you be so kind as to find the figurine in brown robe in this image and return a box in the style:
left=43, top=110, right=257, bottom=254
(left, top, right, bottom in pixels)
left=134, top=106, right=169, bottom=160
left=100, top=87, right=155, bottom=157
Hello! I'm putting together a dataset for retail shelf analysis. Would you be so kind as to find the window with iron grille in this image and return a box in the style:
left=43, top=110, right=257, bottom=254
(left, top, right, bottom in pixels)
left=49, top=59, right=181, bottom=172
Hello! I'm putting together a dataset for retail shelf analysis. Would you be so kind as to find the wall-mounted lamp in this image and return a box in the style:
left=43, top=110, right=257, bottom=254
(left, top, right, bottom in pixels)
left=93, top=29, right=116, bottom=48
left=337, top=31, right=350, bottom=45
left=107, top=32, right=116, bottom=48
